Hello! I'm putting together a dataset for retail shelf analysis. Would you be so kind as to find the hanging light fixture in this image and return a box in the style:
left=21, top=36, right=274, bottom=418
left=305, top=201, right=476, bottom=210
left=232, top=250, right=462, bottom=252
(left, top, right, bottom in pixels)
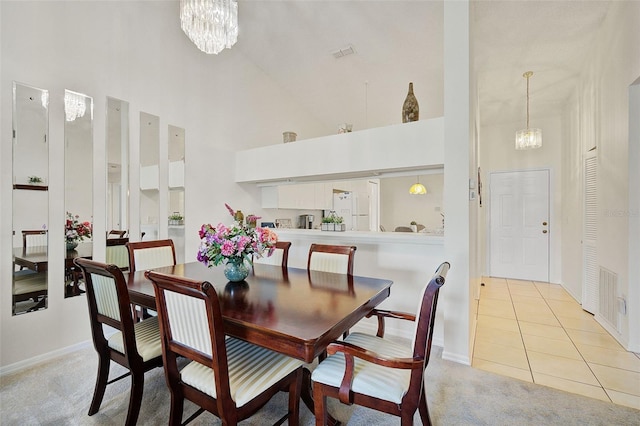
left=180, top=0, right=238, bottom=55
left=515, top=71, right=542, bottom=150
left=409, top=176, right=427, bottom=195
left=64, top=91, right=86, bottom=122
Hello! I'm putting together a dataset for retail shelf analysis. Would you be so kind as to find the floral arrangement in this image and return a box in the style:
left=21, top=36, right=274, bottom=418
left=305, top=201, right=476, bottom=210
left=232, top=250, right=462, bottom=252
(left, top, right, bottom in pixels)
left=197, top=204, right=278, bottom=267
left=65, top=211, right=92, bottom=243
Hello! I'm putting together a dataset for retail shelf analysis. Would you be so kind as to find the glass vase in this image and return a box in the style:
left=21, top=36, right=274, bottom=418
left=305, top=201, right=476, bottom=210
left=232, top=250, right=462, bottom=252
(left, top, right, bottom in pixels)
left=66, top=240, right=79, bottom=251
left=224, top=258, right=249, bottom=282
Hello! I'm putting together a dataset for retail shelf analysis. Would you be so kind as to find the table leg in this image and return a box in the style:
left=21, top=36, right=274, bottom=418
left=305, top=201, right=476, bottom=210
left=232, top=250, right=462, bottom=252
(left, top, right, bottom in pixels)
left=302, top=367, right=341, bottom=426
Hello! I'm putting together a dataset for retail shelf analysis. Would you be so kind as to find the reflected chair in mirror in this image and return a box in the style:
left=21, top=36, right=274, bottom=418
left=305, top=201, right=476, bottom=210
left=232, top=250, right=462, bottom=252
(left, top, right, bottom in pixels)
left=311, top=262, right=450, bottom=426
left=22, top=229, right=48, bottom=249
left=107, top=229, right=127, bottom=238
left=253, top=241, right=291, bottom=268
left=106, top=237, right=130, bottom=271
left=12, top=272, right=48, bottom=315
left=307, top=244, right=356, bottom=276
left=145, top=270, right=304, bottom=426
left=394, top=226, right=413, bottom=232
left=18, top=230, right=48, bottom=271
left=74, top=258, right=163, bottom=426
left=126, top=239, right=176, bottom=320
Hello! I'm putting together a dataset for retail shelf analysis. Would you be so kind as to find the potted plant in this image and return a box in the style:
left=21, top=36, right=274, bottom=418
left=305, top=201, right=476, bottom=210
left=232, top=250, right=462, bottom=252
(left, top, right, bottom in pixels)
left=321, top=215, right=335, bottom=231
left=169, top=212, right=184, bottom=225
left=334, top=215, right=345, bottom=232
left=28, top=176, right=43, bottom=185
left=410, top=221, right=418, bottom=232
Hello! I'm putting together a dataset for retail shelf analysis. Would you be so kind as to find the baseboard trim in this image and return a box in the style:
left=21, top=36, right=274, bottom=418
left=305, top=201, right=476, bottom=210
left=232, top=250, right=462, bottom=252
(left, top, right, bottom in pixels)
left=442, top=350, right=471, bottom=365
left=0, top=340, right=92, bottom=377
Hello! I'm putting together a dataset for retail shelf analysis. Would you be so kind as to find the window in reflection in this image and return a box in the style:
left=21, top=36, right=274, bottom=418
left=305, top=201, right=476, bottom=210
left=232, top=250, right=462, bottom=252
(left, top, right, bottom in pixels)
left=12, top=82, right=49, bottom=315
left=64, top=90, right=93, bottom=298
left=168, top=125, right=185, bottom=263
left=140, top=112, right=160, bottom=241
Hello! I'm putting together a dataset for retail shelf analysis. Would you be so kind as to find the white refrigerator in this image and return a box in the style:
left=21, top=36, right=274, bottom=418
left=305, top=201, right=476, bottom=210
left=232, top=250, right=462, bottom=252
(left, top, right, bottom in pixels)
left=328, top=191, right=370, bottom=231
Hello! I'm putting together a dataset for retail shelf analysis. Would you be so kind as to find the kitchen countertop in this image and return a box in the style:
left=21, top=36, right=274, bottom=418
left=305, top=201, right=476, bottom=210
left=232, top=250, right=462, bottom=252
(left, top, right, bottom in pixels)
left=271, top=228, right=444, bottom=245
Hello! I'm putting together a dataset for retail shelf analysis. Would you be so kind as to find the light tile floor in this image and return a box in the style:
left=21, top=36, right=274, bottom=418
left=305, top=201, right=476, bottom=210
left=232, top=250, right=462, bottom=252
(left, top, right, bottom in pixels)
left=472, top=277, right=640, bottom=410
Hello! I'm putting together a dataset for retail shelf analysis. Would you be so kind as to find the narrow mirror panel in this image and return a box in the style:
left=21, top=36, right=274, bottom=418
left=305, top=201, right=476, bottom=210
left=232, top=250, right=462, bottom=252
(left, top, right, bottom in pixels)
left=12, top=82, right=49, bottom=315
left=64, top=90, right=94, bottom=298
left=168, top=125, right=185, bottom=263
left=106, top=97, right=130, bottom=270
left=140, top=112, right=160, bottom=241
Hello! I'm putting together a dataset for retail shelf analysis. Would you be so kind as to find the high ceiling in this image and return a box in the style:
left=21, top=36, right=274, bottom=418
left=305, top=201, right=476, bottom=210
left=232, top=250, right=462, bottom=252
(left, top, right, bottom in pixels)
left=233, top=0, right=612, bottom=133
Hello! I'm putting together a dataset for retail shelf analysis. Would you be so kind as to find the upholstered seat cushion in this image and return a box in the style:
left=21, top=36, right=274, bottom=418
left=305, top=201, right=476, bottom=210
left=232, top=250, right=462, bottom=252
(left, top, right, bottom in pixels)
left=311, top=332, right=412, bottom=404
left=108, top=316, right=162, bottom=361
left=180, top=337, right=304, bottom=407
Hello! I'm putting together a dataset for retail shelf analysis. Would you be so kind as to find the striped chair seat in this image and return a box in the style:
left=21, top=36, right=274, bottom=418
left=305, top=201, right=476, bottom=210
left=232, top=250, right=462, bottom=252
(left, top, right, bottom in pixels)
left=311, top=332, right=412, bottom=404
left=181, top=337, right=304, bottom=407
left=108, top=316, right=162, bottom=361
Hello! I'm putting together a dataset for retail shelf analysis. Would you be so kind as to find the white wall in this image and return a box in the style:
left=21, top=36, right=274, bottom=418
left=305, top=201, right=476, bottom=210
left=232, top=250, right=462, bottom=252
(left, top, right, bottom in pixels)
left=0, top=1, right=326, bottom=368
left=479, top=115, right=563, bottom=284
left=561, top=1, right=640, bottom=350
left=380, top=173, right=444, bottom=232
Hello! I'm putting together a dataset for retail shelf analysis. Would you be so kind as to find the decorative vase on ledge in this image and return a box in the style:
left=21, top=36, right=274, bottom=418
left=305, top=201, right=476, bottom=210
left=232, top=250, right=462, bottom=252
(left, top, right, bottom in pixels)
left=224, top=258, right=249, bottom=282
left=402, top=82, right=419, bottom=123
left=66, top=240, right=79, bottom=251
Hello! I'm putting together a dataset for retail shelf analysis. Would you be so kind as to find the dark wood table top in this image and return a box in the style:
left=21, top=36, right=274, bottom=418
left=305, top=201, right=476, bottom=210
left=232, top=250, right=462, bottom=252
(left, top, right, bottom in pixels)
left=127, top=262, right=393, bottom=363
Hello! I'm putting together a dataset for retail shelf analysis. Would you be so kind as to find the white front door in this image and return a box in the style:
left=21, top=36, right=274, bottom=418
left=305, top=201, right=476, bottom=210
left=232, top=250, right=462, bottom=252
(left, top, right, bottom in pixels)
left=489, top=170, right=550, bottom=281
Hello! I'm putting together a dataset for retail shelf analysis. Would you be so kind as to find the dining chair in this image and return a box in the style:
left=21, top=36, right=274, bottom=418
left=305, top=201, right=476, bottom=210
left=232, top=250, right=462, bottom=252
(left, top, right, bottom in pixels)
left=22, top=229, right=48, bottom=249
left=12, top=271, right=48, bottom=314
left=307, top=244, right=356, bottom=276
left=145, top=270, right=304, bottom=426
left=127, top=239, right=176, bottom=320
left=107, top=229, right=127, bottom=238
left=126, top=239, right=176, bottom=272
left=106, top=237, right=129, bottom=270
left=311, top=261, right=450, bottom=426
left=253, top=240, right=291, bottom=268
left=394, top=226, right=413, bottom=232
left=73, top=258, right=163, bottom=426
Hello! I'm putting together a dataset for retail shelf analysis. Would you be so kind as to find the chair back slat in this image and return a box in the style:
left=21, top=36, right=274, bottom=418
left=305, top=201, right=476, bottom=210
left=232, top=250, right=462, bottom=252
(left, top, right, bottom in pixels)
left=253, top=241, right=290, bottom=268
left=164, top=290, right=212, bottom=356
left=91, top=273, right=121, bottom=321
left=22, top=230, right=48, bottom=249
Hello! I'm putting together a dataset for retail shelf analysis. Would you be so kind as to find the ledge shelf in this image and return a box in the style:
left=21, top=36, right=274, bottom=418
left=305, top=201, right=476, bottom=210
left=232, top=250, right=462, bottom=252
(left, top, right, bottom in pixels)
left=13, top=184, right=48, bottom=191
left=235, top=118, right=444, bottom=184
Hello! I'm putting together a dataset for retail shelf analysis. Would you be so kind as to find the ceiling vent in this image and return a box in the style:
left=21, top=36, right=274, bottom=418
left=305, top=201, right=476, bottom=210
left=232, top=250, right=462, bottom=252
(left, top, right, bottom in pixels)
left=331, top=45, right=355, bottom=59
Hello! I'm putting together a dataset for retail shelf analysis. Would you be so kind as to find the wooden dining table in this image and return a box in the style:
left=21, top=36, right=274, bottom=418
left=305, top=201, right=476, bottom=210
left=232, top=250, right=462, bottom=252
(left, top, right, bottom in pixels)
left=126, top=261, right=393, bottom=422
left=12, top=242, right=93, bottom=297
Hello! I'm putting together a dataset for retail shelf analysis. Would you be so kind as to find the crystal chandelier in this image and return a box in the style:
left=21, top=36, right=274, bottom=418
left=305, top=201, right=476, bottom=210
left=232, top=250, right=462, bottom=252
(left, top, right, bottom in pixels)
left=409, top=176, right=427, bottom=195
left=180, top=0, right=238, bottom=55
left=515, top=71, right=542, bottom=150
left=64, top=91, right=86, bottom=122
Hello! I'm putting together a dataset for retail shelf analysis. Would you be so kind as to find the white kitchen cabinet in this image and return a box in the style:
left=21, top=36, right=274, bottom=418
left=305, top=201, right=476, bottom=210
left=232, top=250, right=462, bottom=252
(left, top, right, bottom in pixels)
left=261, top=183, right=317, bottom=209
left=314, top=183, right=333, bottom=210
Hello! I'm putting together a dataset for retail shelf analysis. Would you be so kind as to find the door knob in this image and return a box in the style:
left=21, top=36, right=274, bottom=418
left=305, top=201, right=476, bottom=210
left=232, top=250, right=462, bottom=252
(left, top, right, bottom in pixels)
left=542, top=221, right=548, bottom=226
left=542, top=230, right=548, bottom=234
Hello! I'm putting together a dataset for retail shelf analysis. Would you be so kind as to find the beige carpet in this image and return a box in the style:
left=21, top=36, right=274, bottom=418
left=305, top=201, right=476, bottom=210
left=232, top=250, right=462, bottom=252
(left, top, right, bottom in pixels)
left=1, top=345, right=638, bottom=425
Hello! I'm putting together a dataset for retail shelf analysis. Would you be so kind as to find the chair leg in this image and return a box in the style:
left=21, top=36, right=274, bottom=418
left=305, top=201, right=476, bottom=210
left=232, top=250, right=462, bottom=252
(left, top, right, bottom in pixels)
left=168, top=391, right=184, bottom=426
left=418, top=389, right=431, bottom=426
left=288, top=369, right=303, bottom=426
left=313, top=382, right=328, bottom=426
left=124, top=370, right=144, bottom=426
left=88, top=353, right=110, bottom=416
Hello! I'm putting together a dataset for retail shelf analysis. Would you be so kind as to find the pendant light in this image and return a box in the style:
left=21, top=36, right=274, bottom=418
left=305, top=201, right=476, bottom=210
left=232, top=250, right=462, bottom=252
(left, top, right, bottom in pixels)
left=409, top=176, right=427, bottom=195
left=515, top=71, right=542, bottom=150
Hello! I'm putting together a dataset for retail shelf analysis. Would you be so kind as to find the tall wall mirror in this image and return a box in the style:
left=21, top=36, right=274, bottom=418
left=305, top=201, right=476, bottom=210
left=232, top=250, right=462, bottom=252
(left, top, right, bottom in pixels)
left=64, top=89, right=94, bottom=298
left=168, top=125, right=185, bottom=263
left=12, top=82, right=49, bottom=315
left=140, top=112, right=160, bottom=241
left=106, top=97, right=130, bottom=270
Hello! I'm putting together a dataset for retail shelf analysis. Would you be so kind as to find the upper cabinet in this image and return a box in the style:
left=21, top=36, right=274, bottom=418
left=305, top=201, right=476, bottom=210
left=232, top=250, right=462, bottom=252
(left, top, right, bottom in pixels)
left=262, top=182, right=332, bottom=210
left=235, top=119, right=444, bottom=184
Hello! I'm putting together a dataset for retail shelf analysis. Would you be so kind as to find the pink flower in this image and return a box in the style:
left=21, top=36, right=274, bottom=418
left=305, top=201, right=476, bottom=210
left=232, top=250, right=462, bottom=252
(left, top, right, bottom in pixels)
left=221, top=240, right=236, bottom=257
